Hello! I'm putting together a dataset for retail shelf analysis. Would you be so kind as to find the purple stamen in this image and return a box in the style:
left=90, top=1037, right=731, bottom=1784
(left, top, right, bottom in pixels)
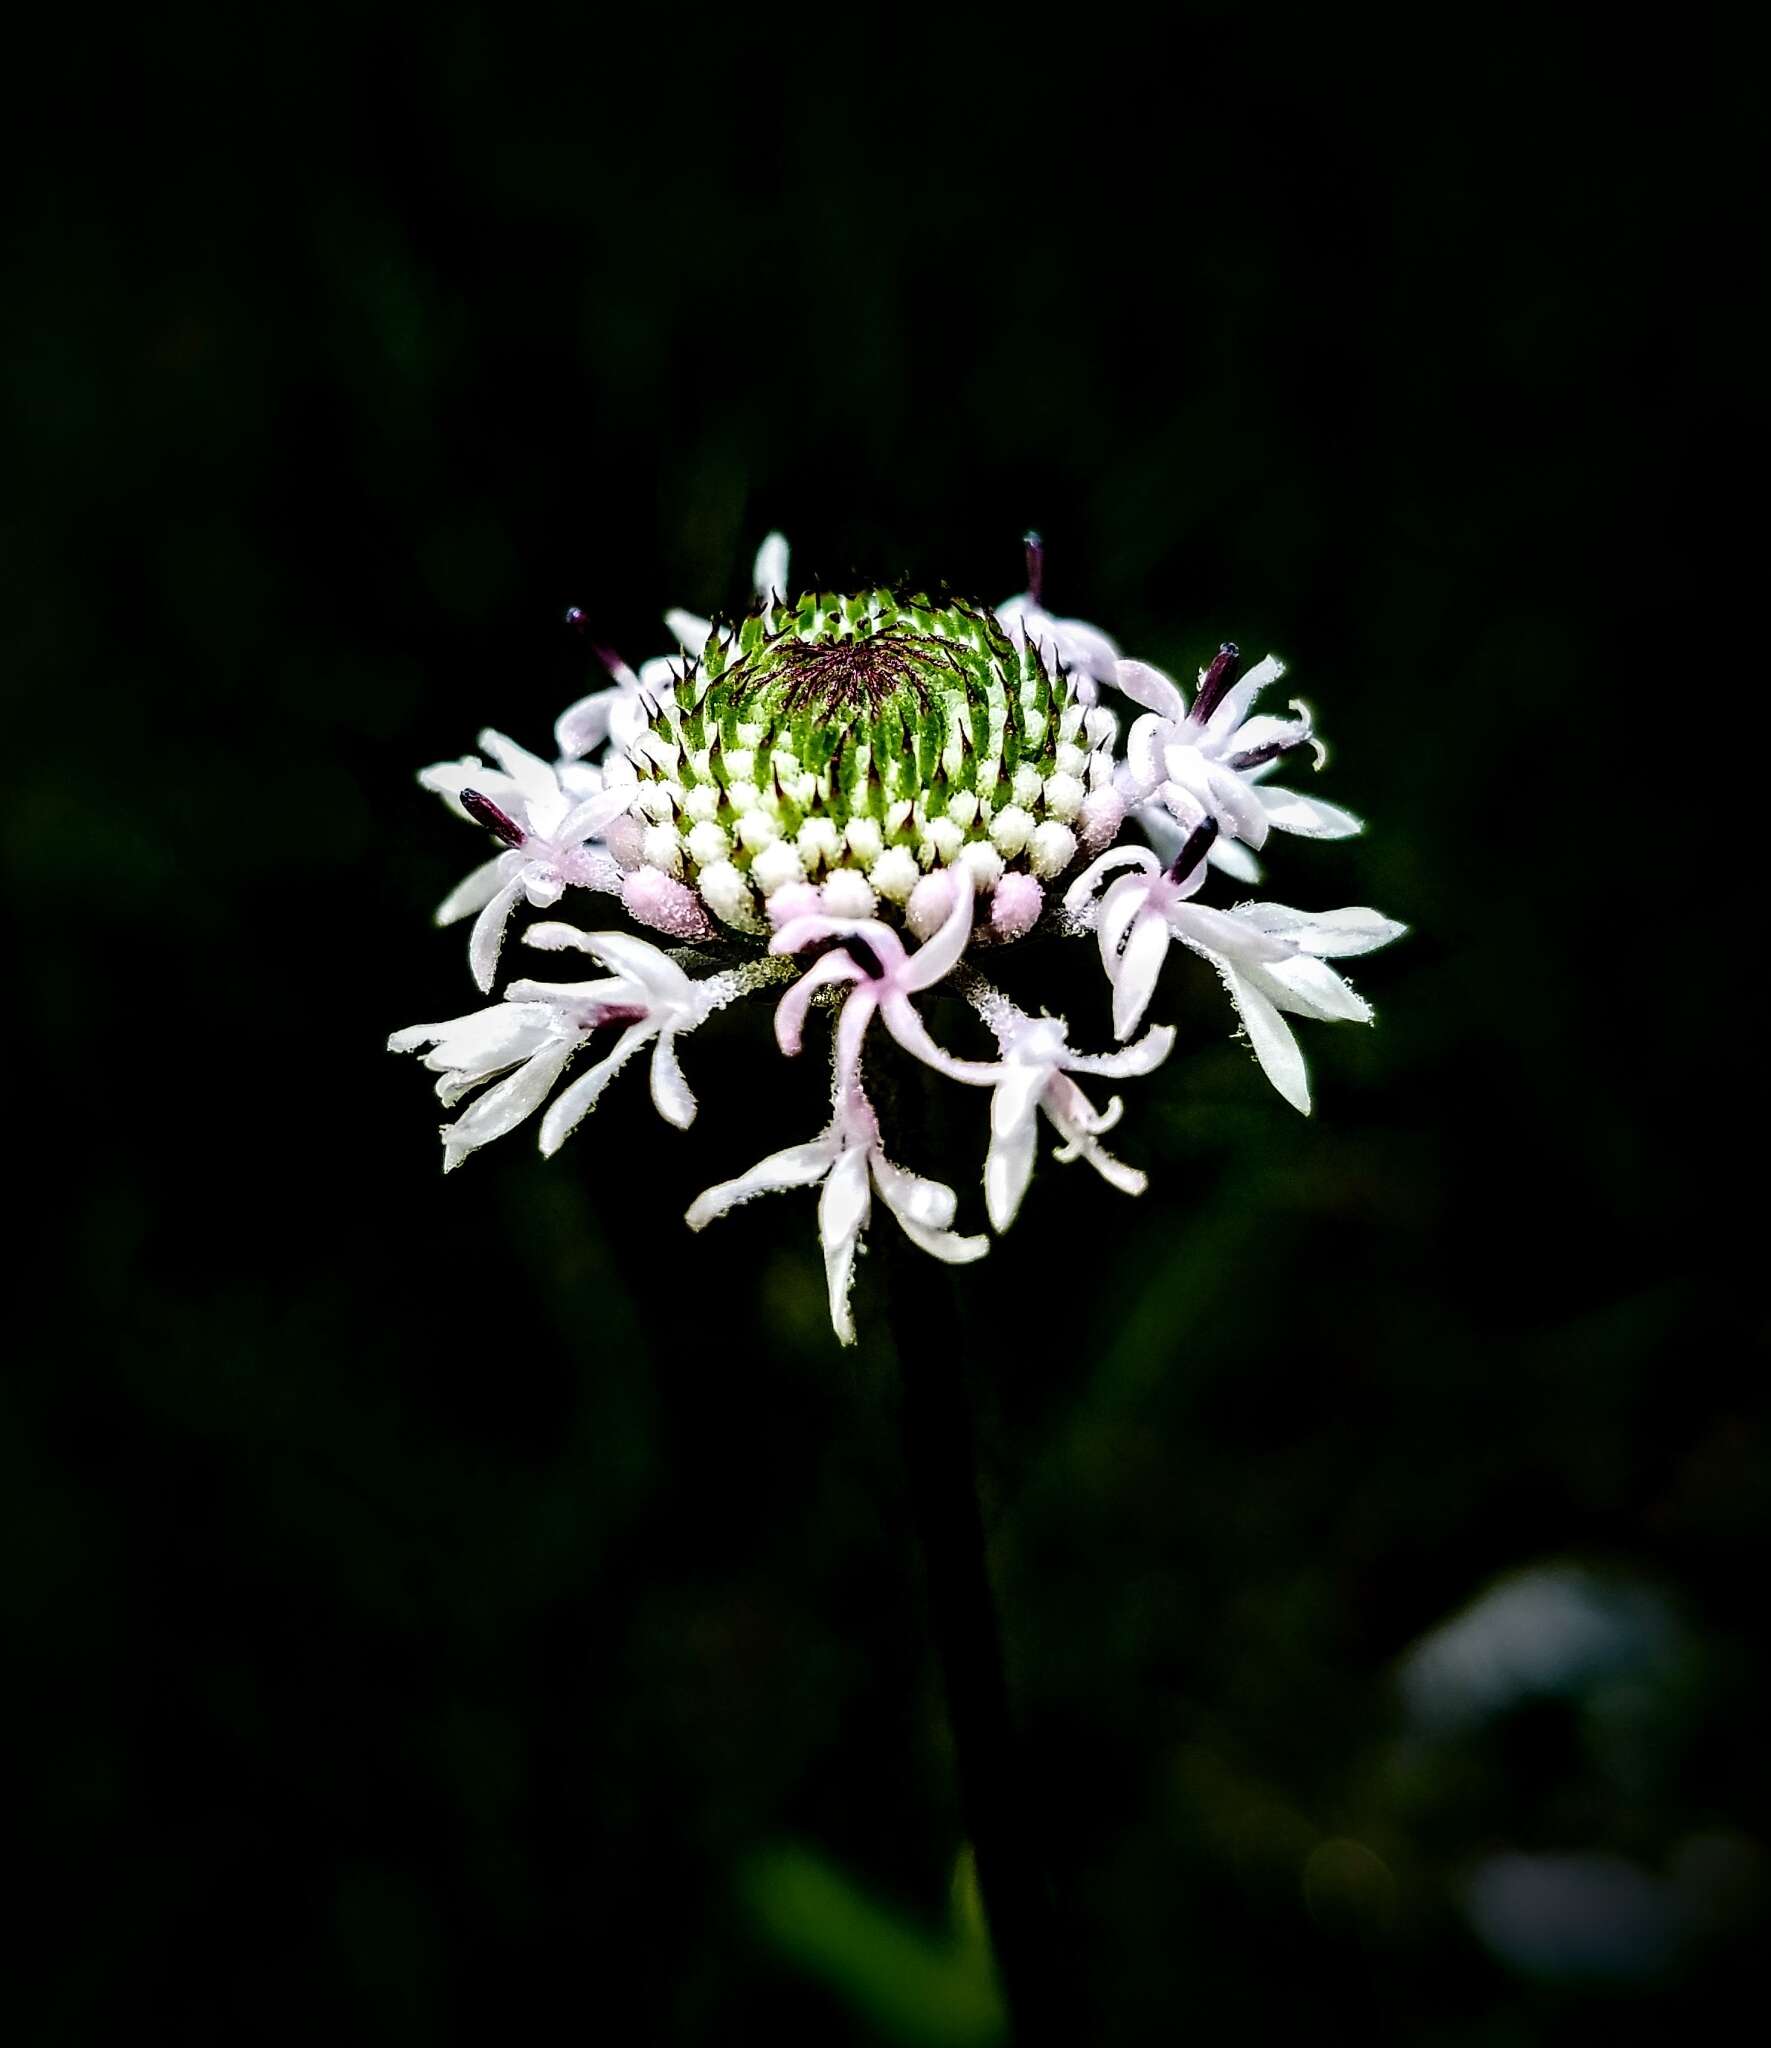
left=845, top=936, right=886, bottom=982
left=1229, top=731, right=1312, bottom=771
left=1167, top=815, right=1219, bottom=882
left=1023, top=531, right=1044, bottom=605
left=1192, top=642, right=1240, bottom=726
left=591, top=642, right=627, bottom=680
left=460, top=788, right=527, bottom=849
left=563, top=605, right=589, bottom=632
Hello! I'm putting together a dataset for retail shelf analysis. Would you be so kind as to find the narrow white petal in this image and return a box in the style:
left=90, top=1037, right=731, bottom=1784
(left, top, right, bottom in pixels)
left=443, top=1038, right=577, bottom=1162
left=1095, top=873, right=1151, bottom=977
left=894, top=1215, right=990, bottom=1265
left=753, top=531, right=791, bottom=599
left=554, top=689, right=615, bottom=761
left=555, top=782, right=646, bottom=847
left=1114, top=659, right=1187, bottom=722
left=1064, top=1021, right=1176, bottom=1080
left=476, top=728, right=560, bottom=810
left=536, top=1022, right=653, bottom=1154
left=870, top=1148, right=959, bottom=1232
left=1233, top=903, right=1407, bottom=957
left=434, top=855, right=509, bottom=927
left=1201, top=654, right=1284, bottom=741
left=1169, top=901, right=1294, bottom=965
left=984, top=1112, right=1040, bottom=1232
left=1259, top=955, right=1372, bottom=1023
left=819, top=1144, right=874, bottom=1345
left=685, top=1135, right=841, bottom=1229
left=1256, top=786, right=1364, bottom=838
left=1112, top=910, right=1171, bottom=1041
left=1205, top=834, right=1263, bottom=884
left=665, top=607, right=712, bottom=654
left=646, top=1030, right=697, bottom=1129
left=1219, top=966, right=1311, bottom=1113
left=1063, top=845, right=1157, bottom=920
left=469, top=876, right=526, bottom=992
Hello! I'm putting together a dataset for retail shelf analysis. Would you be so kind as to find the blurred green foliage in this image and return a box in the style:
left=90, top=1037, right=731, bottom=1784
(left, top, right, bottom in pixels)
left=3, top=7, right=1756, bottom=2044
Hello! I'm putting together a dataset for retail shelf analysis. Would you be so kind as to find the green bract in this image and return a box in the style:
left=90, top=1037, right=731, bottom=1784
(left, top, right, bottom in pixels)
left=623, top=590, right=1094, bottom=922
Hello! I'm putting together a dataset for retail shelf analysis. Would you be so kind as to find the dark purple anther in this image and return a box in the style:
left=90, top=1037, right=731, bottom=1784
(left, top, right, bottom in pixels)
left=460, top=788, right=526, bottom=849
left=563, top=605, right=589, bottom=632
left=1023, top=531, right=1044, bottom=604
left=1229, top=732, right=1310, bottom=771
left=1192, top=641, right=1240, bottom=726
left=1167, top=814, right=1219, bottom=882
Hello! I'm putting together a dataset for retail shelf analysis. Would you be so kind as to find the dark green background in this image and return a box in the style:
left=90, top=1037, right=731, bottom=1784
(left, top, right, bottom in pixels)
left=6, top=10, right=1756, bottom=2042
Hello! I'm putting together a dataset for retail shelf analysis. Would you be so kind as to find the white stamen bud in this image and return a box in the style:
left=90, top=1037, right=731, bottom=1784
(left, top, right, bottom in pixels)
left=796, top=817, right=841, bottom=870
left=989, top=805, right=1035, bottom=857
left=820, top=869, right=876, bottom=919
left=685, top=820, right=731, bottom=868
left=723, top=748, right=756, bottom=784
left=843, top=817, right=883, bottom=865
left=727, top=780, right=761, bottom=814
left=869, top=845, right=919, bottom=903
left=905, top=870, right=958, bottom=939
left=698, top=859, right=764, bottom=932
left=1011, top=764, right=1044, bottom=807
left=641, top=823, right=684, bottom=875
left=946, top=790, right=979, bottom=829
left=735, top=808, right=778, bottom=852
left=1042, top=771, right=1086, bottom=821
left=956, top=841, right=1005, bottom=891
left=922, top=817, right=965, bottom=865
left=681, top=783, right=720, bottom=823
left=1028, top=821, right=1078, bottom=878
left=750, top=839, right=806, bottom=895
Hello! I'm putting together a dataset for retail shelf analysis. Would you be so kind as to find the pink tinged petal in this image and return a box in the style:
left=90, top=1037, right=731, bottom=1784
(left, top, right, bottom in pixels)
left=1256, top=786, right=1363, bottom=838
left=1063, top=844, right=1158, bottom=920
left=819, top=1144, right=874, bottom=1346
left=646, top=1030, right=697, bottom=1129
left=990, top=871, right=1044, bottom=940
left=1045, top=1112, right=1148, bottom=1198
left=880, top=995, right=1004, bottom=1085
left=901, top=870, right=975, bottom=992
left=1219, top=965, right=1311, bottom=1114
left=833, top=988, right=879, bottom=1098
left=521, top=865, right=566, bottom=908
left=621, top=867, right=717, bottom=940
left=770, top=913, right=905, bottom=970
left=775, top=953, right=866, bottom=1056
left=1043, top=1073, right=1122, bottom=1137
left=442, top=1039, right=578, bottom=1169
left=684, top=1134, right=842, bottom=1230
left=1112, top=910, right=1172, bottom=1041
left=535, top=1023, right=653, bottom=1155
left=602, top=813, right=644, bottom=868
left=1064, top=1021, right=1177, bottom=1080
left=558, top=847, right=624, bottom=893
left=1114, top=659, right=1187, bottom=722
left=1258, top=956, right=1372, bottom=1023
left=469, top=876, right=527, bottom=992
left=554, top=689, right=614, bottom=760
left=1168, top=901, right=1294, bottom=965
left=434, top=855, right=509, bottom=927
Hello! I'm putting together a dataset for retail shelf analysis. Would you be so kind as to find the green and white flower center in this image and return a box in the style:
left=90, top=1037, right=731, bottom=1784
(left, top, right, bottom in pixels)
left=624, top=589, right=1094, bottom=930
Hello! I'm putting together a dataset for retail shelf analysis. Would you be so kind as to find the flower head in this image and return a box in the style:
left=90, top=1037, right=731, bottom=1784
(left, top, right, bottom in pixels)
left=393, top=533, right=1405, bottom=1341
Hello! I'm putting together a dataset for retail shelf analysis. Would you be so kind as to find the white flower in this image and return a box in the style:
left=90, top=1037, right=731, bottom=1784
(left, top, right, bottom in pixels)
left=971, top=1004, right=1176, bottom=1230
left=685, top=1085, right=986, bottom=1345
left=665, top=531, right=793, bottom=657
left=388, top=926, right=731, bottom=1169
left=768, top=870, right=1003, bottom=1096
left=1065, top=821, right=1405, bottom=1111
left=419, top=728, right=639, bottom=989
left=996, top=533, right=1121, bottom=702
left=1115, top=644, right=1358, bottom=854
